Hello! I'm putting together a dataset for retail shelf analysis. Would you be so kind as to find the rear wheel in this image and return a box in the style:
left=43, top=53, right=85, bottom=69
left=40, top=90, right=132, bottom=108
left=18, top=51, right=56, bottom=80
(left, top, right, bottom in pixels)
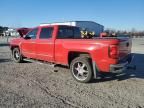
left=12, top=48, right=23, bottom=63
left=70, top=57, right=93, bottom=83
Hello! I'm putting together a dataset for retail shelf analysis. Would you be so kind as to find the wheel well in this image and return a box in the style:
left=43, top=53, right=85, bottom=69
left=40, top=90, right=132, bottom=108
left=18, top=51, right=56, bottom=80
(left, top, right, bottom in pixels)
left=11, top=46, right=19, bottom=51
left=68, top=52, right=91, bottom=66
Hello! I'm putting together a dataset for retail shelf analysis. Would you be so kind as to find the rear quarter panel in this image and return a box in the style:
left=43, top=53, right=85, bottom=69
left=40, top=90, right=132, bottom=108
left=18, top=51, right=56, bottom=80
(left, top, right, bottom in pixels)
left=54, top=39, right=119, bottom=72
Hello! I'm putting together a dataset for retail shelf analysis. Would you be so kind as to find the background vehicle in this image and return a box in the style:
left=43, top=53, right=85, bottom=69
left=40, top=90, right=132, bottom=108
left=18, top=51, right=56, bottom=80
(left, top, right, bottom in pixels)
left=10, top=23, right=134, bottom=83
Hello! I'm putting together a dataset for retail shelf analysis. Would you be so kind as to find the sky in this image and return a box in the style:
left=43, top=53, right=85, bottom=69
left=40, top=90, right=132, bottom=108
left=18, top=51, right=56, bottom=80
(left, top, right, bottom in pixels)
left=0, top=0, right=144, bottom=31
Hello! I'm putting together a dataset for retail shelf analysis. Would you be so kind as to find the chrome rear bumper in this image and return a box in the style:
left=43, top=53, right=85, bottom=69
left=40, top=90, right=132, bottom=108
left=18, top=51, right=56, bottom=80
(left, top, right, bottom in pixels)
left=110, top=54, right=136, bottom=73
left=110, top=62, right=128, bottom=73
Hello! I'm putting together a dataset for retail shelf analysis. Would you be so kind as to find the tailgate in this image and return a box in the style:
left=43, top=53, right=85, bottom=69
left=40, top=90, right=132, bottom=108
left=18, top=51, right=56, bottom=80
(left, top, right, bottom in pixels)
left=118, top=37, right=132, bottom=59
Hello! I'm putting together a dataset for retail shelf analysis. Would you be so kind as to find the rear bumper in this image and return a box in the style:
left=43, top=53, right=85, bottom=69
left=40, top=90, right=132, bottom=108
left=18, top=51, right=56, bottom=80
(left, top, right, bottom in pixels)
left=110, top=62, right=128, bottom=73
left=110, top=54, right=135, bottom=73
left=92, top=54, right=136, bottom=79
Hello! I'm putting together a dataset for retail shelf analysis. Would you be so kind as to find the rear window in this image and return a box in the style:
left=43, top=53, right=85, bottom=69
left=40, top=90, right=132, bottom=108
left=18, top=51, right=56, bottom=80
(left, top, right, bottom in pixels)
left=40, top=27, right=53, bottom=39
left=57, top=26, right=81, bottom=39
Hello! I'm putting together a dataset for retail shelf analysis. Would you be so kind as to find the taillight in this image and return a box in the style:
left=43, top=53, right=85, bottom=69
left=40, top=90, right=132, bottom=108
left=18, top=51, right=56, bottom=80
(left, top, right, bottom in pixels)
left=109, top=45, right=119, bottom=59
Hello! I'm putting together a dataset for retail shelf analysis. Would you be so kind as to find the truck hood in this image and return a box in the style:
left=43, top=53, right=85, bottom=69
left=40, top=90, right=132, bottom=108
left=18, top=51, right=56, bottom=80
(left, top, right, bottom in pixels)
left=17, top=28, right=31, bottom=37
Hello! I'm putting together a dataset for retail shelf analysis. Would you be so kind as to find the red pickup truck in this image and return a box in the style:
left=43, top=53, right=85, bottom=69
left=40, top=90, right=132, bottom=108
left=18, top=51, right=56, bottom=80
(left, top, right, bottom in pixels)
left=10, top=25, right=133, bottom=83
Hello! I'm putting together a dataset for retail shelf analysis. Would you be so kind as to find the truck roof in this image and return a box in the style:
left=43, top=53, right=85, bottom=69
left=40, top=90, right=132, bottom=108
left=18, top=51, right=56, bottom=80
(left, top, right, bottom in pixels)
left=39, top=24, right=76, bottom=28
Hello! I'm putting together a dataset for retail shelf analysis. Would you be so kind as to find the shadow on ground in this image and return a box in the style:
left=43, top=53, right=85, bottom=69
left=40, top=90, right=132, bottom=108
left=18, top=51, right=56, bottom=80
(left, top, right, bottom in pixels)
left=0, top=58, right=11, bottom=63
left=0, top=43, right=9, bottom=47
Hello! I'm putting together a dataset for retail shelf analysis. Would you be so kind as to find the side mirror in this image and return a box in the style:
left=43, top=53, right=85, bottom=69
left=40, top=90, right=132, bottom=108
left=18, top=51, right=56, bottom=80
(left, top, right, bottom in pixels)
left=20, top=35, right=25, bottom=38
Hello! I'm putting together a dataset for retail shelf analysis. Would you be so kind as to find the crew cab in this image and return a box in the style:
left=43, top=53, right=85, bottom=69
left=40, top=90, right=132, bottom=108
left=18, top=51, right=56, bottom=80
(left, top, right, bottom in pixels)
left=10, top=25, right=134, bottom=83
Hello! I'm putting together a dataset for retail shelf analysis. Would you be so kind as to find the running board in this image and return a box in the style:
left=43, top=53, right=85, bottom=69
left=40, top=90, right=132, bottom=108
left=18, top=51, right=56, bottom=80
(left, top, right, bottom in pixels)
left=23, top=58, right=57, bottom=68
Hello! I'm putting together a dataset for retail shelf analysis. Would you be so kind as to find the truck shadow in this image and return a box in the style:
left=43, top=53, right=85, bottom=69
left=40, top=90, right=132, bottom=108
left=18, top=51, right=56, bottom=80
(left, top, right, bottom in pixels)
left=0, top=43, right=9, bottom=47
left=93, top=53, right=144, bottom=83
left=0, top=58, right=31, bottom=64
left=0, top=58, right=12, bottom=63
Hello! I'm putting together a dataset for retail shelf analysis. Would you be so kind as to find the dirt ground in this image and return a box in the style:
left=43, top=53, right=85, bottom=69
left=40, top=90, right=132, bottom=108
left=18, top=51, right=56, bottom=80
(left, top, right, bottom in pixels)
left=0, top=37, right=144, bottom=108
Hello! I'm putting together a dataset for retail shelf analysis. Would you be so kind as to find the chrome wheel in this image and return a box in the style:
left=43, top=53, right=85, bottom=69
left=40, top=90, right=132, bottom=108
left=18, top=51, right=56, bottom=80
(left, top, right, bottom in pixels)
left=72, top=62, right=89, bottom=81
left=12, top=48, right=23, bottom=63
left=70, top=57, right=93, bottom=83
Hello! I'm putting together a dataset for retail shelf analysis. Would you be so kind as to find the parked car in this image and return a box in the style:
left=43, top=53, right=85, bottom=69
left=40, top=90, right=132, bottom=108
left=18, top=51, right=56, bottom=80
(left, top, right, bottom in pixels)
left=10, top=24, right=134, bottom=83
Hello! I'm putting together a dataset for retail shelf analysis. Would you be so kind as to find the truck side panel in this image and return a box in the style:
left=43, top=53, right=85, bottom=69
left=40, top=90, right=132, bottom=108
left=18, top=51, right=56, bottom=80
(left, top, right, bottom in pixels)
left=54, top=39, right=119, bottom=72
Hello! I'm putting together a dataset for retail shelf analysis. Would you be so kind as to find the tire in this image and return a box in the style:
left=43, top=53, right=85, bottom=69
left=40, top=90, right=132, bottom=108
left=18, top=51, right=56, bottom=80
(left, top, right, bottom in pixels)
left=70, top=57, right=93, bottom=83
left=12, top=47, right=23, bottom=63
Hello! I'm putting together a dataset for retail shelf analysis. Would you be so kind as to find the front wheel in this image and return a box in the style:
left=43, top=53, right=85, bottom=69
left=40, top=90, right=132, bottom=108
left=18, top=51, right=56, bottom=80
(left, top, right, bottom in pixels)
left=12, top=48, right=23, bottom=63
left=70, top=57, right=93, bottom=83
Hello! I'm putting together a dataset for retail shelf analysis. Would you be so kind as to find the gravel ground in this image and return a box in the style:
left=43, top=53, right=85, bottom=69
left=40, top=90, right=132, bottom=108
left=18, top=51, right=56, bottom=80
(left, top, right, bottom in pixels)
left=0, top=37, right=144, bottom=108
